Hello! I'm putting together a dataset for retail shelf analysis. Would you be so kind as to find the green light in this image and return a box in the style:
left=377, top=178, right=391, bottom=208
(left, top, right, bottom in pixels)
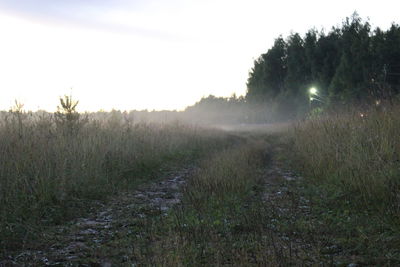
left=309, top=87, right=317, bottom=95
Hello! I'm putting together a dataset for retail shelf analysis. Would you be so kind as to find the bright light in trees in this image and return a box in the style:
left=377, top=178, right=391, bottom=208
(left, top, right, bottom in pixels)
left=309, top=87, right=318, bottom=95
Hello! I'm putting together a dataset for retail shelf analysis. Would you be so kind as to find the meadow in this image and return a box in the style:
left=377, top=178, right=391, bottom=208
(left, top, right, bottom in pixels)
left=291, top=105, right=400, bottom=214
left=127, top=104, right=400, bottom=265
left=1, top=98, right=399, bottom=265
left=288, top=104, right=400, bottom=263
left=0, top=98, right=231, bottom=250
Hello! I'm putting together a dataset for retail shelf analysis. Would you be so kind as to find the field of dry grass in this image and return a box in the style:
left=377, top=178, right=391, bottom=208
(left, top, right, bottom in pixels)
left=291, top=106, right=400, bottom=214
left=0, top=102, right=231, bottom=250
left=2, top=99, right=400, bottom=265
left=287, top=105, right=400, bottom=263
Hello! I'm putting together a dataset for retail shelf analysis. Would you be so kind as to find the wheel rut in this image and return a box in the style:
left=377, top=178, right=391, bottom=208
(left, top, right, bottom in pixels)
left=5, top=166, right=197, bottom=266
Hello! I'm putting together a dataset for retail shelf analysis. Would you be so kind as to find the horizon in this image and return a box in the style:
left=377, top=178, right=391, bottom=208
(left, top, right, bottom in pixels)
left=0, top=0, right=399, bottom=112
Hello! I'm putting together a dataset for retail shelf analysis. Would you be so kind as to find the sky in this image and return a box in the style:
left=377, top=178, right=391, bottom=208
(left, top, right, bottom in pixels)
left=0, top=0, right=398, bottom=112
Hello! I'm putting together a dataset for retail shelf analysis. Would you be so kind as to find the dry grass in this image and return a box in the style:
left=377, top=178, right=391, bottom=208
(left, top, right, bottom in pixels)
left=286, top=105, right=400, bottom=263
left=130, top=140, right=295, bottom=266
left=290, top=106, right=400, bottom=213
left=4, top=99, right=400, bottom=264
left=0, top=108, right=228, bottom=249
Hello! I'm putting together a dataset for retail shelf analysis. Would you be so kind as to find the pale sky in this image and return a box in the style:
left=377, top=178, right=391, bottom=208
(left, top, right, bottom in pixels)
left=0, top=0, right=398, bottom=111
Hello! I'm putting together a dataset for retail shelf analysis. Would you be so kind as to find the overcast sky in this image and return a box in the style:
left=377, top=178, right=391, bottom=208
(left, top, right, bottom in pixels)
left=0, top=0, right=398, bottom=111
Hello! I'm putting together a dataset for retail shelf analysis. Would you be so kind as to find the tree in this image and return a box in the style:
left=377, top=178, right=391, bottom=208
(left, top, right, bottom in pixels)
left=329, top=13, right=371, bottom=103
left=55, top=95, right=86, bottom=135
left=246, top=37, right=287, bottom=101
left=245, top=14, right=400, bottom=119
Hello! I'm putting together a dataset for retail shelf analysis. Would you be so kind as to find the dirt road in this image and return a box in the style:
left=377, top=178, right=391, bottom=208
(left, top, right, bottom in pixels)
left=3, top=166, right=195, bottom=266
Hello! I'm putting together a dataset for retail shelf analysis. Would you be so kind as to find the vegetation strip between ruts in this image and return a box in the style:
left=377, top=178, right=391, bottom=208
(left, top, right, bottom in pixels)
left=98, top=139, right=274, bottom=265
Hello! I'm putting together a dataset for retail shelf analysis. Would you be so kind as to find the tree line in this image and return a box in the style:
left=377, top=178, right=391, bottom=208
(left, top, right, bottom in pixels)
left=246, top=13, right=400, bottom=119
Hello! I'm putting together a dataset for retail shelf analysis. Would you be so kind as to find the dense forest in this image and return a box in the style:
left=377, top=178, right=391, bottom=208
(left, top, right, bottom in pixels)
left=190, top=14, right=400, bottom=122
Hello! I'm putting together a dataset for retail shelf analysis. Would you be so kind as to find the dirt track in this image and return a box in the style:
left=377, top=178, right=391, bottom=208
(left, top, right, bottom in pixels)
left=3, top=166, right=195, bottom=266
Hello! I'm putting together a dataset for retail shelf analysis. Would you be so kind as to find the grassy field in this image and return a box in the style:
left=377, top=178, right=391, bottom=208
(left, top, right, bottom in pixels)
left=287, top=105, right=400, bottom=264
left=291, top=106, right=400, bottom=212
left=0, top=104, right=233, bottom=250
left=1, top=101, right=400, bottom=265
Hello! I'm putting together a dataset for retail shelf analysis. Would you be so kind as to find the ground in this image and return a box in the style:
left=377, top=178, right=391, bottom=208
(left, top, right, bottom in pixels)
left=1, top=134, right=373, bottom=266
left=3, top=166, right=195, bottom=266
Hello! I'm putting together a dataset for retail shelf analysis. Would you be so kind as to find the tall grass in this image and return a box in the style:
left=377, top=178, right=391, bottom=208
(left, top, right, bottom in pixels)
left=0, top=106, right=228, bottom=249
left=131, top=141, right=291, bottom=265
left=290, top=105, right=400, bottom=215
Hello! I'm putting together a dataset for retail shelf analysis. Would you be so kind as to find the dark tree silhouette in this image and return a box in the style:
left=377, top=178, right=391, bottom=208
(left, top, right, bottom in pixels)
left=245, top=13, right=400, bottom=119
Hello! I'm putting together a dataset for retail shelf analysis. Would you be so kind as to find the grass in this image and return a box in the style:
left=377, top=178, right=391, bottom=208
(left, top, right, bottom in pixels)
left=290, top=106, right=400, bottom=213
left=126, top=139, right=302, bottom=266
left=98, top=123, right=399, bottom=265
left=2, top=99, right=400, bottom=265
left=0, top=107, right=232, bottom=251
left=285, top=105, right=400, bottom=264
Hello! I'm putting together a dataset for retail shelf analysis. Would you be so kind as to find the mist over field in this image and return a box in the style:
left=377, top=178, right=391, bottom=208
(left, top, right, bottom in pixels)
left=1, top=6, right=400, bottom=266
